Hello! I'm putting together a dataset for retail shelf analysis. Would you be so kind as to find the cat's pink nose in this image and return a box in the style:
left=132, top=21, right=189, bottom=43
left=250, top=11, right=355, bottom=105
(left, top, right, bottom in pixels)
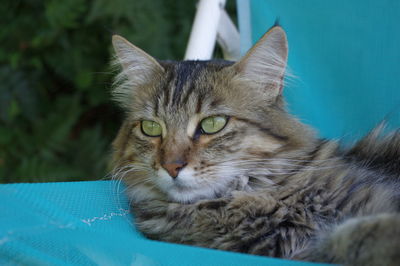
left=162, top=161, right=187, bottom=178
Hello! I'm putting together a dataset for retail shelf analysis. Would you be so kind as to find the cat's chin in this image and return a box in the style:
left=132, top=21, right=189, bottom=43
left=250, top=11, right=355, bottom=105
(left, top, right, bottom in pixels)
left=166, top=186, right=220, bottom=204
left=155, top=168, right=236, bottom=204
left=164, top=176, right=223, bottom=204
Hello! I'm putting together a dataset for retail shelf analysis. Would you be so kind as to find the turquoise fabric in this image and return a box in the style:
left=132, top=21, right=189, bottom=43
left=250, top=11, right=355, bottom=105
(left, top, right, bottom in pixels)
left=0, top=181, right=328, bottom=265
left=247, top=0, right=400, bottom=141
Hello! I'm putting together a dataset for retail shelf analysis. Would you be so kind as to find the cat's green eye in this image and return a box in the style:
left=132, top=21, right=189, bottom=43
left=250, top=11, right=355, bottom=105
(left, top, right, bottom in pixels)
left=200, top=116, right=228, bottom=134
left=141, top=120, right=162, bottom=137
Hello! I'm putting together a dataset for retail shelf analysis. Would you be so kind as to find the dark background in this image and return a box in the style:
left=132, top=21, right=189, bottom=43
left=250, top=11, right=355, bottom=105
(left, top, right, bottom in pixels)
left=0, top=0, right=236, bottom=183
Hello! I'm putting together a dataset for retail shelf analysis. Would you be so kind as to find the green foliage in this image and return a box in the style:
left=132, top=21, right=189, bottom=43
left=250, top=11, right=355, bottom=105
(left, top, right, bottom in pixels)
left=0, top=0, right=236, bottom=183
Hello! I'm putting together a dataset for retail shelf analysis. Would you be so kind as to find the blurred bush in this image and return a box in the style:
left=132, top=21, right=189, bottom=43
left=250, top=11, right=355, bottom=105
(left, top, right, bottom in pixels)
left=0, top=0, right=236, bottom=183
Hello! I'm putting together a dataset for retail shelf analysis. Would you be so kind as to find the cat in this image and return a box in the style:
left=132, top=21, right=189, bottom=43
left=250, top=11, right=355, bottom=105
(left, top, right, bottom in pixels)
left=110, top=26, right=400, bottom=265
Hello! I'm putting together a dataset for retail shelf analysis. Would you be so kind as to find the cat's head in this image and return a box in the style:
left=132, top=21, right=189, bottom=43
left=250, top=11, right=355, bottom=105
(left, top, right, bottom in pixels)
left=111, top=26, right=315, bottom=203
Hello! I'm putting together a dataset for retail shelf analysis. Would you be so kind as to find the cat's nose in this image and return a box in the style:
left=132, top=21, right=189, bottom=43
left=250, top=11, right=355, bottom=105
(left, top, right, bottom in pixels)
left=162, top=161, right=187, bottom=178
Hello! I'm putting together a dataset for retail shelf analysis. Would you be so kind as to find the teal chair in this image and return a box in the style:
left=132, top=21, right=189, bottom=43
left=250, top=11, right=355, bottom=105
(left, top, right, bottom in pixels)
left=2, top=1, right=399, bottom=265
left=0, top=181, right=324, bottom=265
left=238, top=0, right=400, bottom=141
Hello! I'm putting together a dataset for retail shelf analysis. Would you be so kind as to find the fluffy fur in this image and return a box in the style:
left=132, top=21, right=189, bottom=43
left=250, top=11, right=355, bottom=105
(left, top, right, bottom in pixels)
left=110, top=27, right=400, bottom=265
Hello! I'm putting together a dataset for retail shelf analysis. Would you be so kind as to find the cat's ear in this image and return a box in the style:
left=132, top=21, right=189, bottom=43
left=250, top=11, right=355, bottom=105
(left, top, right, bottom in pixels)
left=112, top=35, right=164, bottom=77
left=232, top=26, right=288, bottom=99
left=112, top=35, right=164, bottom=107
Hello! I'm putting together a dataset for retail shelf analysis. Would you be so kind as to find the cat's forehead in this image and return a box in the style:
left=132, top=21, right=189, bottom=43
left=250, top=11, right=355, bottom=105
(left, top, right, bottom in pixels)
left=160, top=59, right=234, bottom=96
left=134, top=60, right=235, bottom=124
left=160, top=59, right=234, bottom=72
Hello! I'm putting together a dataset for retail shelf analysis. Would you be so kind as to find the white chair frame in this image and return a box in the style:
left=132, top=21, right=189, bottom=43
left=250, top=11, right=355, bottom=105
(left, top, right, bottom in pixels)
left=184, top=0, right=241, bottom=61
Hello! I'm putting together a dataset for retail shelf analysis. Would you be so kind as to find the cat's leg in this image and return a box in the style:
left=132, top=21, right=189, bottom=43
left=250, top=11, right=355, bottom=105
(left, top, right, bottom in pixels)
left=132, top=198, right=232, bottom=246
left=293, top=213, right=400, bottom=266
left=133, top=191, right=314, bottom=258
left=132, top=192, right=280, bottom=248
left=210, top=191, right=314, bottom=257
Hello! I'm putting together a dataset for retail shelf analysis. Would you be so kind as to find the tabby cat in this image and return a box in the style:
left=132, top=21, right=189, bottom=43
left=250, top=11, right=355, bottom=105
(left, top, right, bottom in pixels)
left=110, top=26, right=400, bottom=265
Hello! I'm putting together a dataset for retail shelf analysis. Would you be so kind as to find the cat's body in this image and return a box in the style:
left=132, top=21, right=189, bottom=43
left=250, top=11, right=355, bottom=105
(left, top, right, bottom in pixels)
left=111, top=27, right=400, bottom=265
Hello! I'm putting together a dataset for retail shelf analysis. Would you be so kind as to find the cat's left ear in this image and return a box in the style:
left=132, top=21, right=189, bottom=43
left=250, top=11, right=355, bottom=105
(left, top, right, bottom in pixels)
left=232, top=26, right=288, bottom=99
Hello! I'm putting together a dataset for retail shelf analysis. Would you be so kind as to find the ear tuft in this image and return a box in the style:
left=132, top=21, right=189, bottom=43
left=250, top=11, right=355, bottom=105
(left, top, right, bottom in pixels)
left=233, top=26, right=288, bottom=99
left=112, top=35, right=164, bottom=108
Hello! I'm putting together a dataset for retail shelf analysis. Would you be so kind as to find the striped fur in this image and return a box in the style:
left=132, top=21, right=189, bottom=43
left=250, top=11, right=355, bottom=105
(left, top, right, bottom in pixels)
left=110, top=27, right=400, bottom=265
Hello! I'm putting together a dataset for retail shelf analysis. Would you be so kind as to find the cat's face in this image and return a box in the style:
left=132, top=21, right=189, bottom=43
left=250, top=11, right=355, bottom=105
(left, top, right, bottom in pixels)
left=111, top=27, right=314, bottom=203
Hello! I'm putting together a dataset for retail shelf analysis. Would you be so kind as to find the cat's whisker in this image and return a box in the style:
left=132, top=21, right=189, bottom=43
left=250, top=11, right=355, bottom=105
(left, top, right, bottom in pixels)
left=231, top=161, right=346, bottom=171
left=109, top=165, right=133, bottom=198
left=222, top=157, right=339, bottom=163
left=231, top=160, right=317, bottom=167
left=110, top=164, right=155, bottom=197
left=125, top=176, right=154, bottom=187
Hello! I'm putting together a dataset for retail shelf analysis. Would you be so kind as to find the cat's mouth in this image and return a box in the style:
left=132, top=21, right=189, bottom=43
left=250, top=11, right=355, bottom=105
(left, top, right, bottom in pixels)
left=166, top=186, right=220, bottom=204
left=167, top=180, right=217, bottom=203
left=172, top=179, right=192, bottom=190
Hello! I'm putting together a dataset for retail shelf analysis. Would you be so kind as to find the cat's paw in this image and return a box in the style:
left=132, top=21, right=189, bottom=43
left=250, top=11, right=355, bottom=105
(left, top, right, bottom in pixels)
left=196, top=198, right=229, bottom=210
left=227, top=191, right=278, bottom=217
left=133, top=200, right=191, bottom=239
left=296, top=213, right=400, bottom=266
left=133, top=199, right=181, bottom=221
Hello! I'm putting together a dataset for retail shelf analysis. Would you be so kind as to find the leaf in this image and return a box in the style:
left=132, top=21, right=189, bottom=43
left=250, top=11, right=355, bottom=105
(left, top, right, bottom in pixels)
left=8, top=100, right=20, bottom=120
left=75, top=70, right=93, bottom=90
left=45, top=0, right=88, bottom=29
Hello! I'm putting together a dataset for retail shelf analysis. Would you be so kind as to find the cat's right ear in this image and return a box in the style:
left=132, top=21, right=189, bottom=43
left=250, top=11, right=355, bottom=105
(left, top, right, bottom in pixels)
left=112, top=35, right=164, bottom=77
left=112, top=35, right=164, bottom=107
